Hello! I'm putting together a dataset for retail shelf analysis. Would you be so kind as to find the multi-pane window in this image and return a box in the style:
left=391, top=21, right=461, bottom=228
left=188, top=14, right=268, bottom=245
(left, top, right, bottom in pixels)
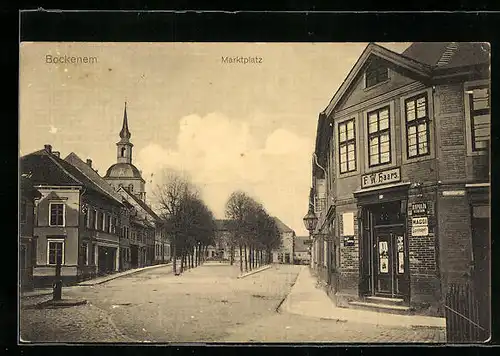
left=468, top=86, right=490, bottom=151
left=338, top=119, right=356, bottom=173
left=365, top=60, right=389, bottom=88
left=48, top=240, right=64, bottom=265
left=49, top=202, right=65, bottom=226
left=405, top=94, right=430, bottom=158
left=367, top=107, right=391, bottom=166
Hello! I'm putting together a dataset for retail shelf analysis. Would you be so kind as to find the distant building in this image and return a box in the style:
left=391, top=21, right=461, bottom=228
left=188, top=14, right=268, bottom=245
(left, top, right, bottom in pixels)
left=272, top=217, right=295, bottom=264
left=293, top=236, right=311, bottom=265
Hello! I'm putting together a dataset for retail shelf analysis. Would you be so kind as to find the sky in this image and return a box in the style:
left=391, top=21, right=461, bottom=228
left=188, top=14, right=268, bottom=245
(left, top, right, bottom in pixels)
left=19, top=42, right=411, bottom=236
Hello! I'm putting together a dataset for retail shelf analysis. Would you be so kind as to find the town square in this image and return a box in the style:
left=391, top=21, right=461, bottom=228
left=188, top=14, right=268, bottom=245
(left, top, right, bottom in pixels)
left=19, top=41, right=490, bottom=344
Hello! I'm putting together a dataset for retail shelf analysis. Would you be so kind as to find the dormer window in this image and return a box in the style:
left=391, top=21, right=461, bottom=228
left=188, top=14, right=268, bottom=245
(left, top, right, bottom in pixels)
left=365, top=59, right=389, bottom=88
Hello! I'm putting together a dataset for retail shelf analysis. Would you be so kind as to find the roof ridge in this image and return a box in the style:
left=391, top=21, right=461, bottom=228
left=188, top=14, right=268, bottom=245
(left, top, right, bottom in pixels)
left=121, top=187, right=160, bottom=220
left=65, top=152, right=124, bottom=205
left=44, top=151, right=84, bottom=186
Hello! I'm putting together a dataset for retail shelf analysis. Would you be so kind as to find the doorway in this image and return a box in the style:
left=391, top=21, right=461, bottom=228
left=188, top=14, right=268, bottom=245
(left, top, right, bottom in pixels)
left=373, top=227, right=408, bottom=298
left=360, top=200, right=410, bottom=301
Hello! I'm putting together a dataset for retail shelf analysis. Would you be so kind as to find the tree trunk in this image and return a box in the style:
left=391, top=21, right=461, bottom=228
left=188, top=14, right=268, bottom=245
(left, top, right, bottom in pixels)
left=191, top=249, right=195, bottom=268
left=180, top=252, right=184, bottom=273
left=172, top=240, right=177, bottom=274
left=230, top=244, right=234, bottom=265
left=239, top=244, right=243, bottom=273
left=244, top=245, right=248, bottom=272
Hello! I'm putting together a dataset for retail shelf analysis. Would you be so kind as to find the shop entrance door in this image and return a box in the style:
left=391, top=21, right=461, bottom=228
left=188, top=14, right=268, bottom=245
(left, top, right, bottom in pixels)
left=374, top=227, right=408, bottom=298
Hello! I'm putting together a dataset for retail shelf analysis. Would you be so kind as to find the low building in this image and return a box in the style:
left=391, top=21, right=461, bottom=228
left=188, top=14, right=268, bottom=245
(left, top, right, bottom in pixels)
left=293, top=236, right=311, bottom=265
left=309, top=42, right=490, bottom=317
left=272, top=217, right=295, bottom=264
left=19, top=175, right=42, bottom=291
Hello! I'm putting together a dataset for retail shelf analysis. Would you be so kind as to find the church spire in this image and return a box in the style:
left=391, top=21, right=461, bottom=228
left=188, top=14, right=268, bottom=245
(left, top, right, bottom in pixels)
left=119, top=101, right=131, bottom=141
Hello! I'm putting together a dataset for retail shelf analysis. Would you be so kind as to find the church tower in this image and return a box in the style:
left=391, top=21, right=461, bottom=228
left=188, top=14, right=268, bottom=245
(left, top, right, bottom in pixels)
left=117, top=102, right=133, bottom=164
left=104, top=102, right=146, bottom=201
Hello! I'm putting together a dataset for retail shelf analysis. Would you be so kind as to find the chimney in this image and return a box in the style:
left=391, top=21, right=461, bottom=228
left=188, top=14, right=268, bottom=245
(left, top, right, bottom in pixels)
left=44, top=144, right=52, bottom=153
left=86, top=159, right=92, bottom=168
left=52, top=151, right=60, bottom=158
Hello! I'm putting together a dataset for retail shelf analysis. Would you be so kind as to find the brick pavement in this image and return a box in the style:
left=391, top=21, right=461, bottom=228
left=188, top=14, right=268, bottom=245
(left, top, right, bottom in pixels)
left=19, top=263, right=447, bottom=343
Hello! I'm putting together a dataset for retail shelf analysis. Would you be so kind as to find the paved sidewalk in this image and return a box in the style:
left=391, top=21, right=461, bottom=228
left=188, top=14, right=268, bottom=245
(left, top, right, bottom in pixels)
left=21, top=262, right=172, bottom=298
left=280, top=266, right=446, bottom=328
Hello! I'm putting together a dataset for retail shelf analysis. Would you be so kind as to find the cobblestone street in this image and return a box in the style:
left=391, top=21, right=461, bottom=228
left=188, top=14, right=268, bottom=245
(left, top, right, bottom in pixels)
left=20, top=264, right=446, bottom=343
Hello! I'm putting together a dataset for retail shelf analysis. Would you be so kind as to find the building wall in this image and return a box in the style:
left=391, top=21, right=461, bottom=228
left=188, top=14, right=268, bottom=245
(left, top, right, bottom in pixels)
left=33, top=188, right=81, bottom=286
left=20, top=194, right=36, bottom=290
left=322, top=68, right=489, bottom=316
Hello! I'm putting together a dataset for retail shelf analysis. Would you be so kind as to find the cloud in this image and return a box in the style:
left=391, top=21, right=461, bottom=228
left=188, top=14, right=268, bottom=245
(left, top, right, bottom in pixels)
left=137, top=112, right=314, bottom=234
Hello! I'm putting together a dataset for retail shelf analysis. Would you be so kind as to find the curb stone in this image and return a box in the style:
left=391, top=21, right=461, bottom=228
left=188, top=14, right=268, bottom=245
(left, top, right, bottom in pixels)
left=237, top=265, right=272, bottom=279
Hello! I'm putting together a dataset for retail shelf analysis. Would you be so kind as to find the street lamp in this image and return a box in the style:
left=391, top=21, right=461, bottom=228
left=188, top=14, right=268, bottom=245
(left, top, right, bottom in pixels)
left=303, top=204, right=318, bottom=234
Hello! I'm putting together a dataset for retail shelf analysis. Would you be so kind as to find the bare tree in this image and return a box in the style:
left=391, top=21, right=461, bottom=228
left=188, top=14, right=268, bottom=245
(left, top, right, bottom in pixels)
left=153, top=169, right=199, bottom=275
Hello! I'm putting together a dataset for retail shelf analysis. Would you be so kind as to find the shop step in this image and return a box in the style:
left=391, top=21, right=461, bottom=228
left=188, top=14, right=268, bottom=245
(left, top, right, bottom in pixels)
left=348, top=301, right=413, bottom=315
left=365, top=296, right=405, bottom=306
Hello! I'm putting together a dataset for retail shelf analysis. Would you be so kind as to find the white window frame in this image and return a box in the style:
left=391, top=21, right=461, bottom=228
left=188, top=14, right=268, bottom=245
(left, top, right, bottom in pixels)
left=335, top=113, right=360, bottom=178
left=400, top=88, right=436, bottom=164
left=338, top=117, right=357, bottom=174
left=47, top=238, right=65, bottom=265
left=464, top=79, right=490, bottom=156
left=363, top=100, right=397, bottom=173
left=48, top=202, right=65, bottom=227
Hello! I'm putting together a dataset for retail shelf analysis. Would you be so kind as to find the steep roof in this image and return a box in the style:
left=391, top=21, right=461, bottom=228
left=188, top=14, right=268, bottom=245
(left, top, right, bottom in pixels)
left=20, top=175, right=42, bottom=199
left=273, top=217, right=294, bottom=234
left=322, top=42, right=490, bottom=118
left=119, top=187, right=160, bottom=222
left=322, top=42, right=432, bottom=117
left=64, top=152, right=124, bottom=205
left=21, top=149, right=82, bottom=186
left=402, top=42, right=490, bottom=69
left=21, top=147, right=123, bottom=207
left=294, top=236, right=310, bottom=253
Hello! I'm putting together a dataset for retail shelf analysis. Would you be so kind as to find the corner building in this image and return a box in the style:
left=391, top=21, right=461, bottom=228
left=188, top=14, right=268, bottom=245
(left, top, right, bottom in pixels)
left=310, top=42, right=490, bottom=317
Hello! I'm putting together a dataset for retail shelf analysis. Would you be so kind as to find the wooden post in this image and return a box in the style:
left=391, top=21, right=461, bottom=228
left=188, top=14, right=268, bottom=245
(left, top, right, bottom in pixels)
left=52, top=256, right=62, bottom=301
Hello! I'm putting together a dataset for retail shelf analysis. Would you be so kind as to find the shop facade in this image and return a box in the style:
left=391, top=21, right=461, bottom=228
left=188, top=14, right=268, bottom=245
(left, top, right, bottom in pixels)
left=309, top=42, right=490, bottom=317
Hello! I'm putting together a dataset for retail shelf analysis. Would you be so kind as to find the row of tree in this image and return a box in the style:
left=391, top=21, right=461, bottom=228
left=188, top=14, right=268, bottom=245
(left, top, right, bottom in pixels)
left=154, top=170, right=282, bottom=276
left=225, top=191, right=282, bottom=273
left=155, top=170, right=216, bottom=275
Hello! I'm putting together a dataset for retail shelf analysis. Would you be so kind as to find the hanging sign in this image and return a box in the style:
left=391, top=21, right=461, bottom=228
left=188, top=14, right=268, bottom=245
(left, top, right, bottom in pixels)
left=344, top=236, right=355, bottom=247
left=411, top=202, right=428, bottom=215
left=361, top=168, right=401, bottom=189
left=412, top=217, right=428, bottom=226
left=412, top=225, right=429, bottom=237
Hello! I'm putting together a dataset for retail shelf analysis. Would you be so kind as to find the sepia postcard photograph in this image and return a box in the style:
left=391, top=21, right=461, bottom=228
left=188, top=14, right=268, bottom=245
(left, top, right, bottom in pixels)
left=18, top=40, right=491, bottom=344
